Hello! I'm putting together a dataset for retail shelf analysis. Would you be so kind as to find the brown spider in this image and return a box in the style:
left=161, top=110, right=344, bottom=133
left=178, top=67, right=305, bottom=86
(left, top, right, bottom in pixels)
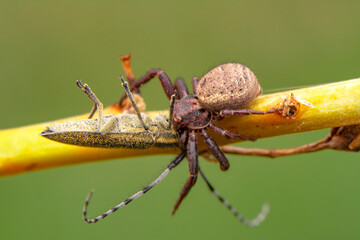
left=120, top=64, right=280, bottom=214
left=83, top=61, right=281, bottom=225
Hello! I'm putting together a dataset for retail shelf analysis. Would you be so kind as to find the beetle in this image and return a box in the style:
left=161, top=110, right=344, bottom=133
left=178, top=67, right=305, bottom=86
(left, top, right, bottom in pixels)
left=41, top=79, right=179, bottom=149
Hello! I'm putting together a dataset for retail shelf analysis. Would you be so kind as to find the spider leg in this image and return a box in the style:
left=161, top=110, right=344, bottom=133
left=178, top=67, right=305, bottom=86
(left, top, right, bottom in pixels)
left=199, top=168, right=270, bottom=227
left=76, top=79, right=103, bottom=129
left=179, top=128, right=188, bottom=150
left=119, top=69, right=175, bottom=104
left=83, top=151, right=187, bottom=223
left=219, top=108, right=281, bottom=117
left=209, top=122, right=254, bottom=141
left=200, top=128, right=230, bottom=171
left=174, top=78, right=189, bottom=98
left=192, top=77, right=199, bottom=94
left=120, top=76, right=149, bottom=130
left=172, top=130, right=198, bottom=215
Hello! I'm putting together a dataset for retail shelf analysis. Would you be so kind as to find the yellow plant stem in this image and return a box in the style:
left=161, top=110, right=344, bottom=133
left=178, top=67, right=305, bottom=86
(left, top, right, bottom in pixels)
left=1, top=78, right=360, bottom=177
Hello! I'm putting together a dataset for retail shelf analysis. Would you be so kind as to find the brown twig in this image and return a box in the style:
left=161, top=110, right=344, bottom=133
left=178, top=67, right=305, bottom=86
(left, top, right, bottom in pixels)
left=202, top=125, right=360, bottom=160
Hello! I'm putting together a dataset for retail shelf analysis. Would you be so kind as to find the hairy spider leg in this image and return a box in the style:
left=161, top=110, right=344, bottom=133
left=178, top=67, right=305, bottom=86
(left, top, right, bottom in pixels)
left=199, top=168, right=270, bottom=227
left=172, top=130, right=198, bottom=215
left=208, top=122, right=254, bottom=141
left=83, top=151, right=187, bottom=223
left=200, top=128, right=229, bottom=170
left=120, top=76, right=149, bottom=130
left=76, top=79, right=103, bottom=129
left=191, top=77, right=199, bottom=95
left=174, top=78, right=189, bottom=99
left=119, top=69, right=175, bottom=104
left=219, top=108, right=281, bottom=117
left=171, top=78, right=202, bottom=214
left=179, top=128, right=188, bottom=149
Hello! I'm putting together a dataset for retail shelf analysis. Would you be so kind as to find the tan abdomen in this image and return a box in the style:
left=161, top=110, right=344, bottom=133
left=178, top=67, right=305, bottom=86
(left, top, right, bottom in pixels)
left=196, top=63, right=262, bottom=112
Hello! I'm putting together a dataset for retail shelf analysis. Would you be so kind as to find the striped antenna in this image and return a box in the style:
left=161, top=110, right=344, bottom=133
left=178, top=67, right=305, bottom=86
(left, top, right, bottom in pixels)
left=199, top=168, right=269, bottom=227
left=83, top=151, right=186, bottom=223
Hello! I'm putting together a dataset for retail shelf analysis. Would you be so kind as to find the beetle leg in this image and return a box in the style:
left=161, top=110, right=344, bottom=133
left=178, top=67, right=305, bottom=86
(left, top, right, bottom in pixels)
left=119, top=54, right=137, bottom=88
left=98, top=116, right=120, bottom=135
left=120, top=76, right=149, bottom=130
left=119, top=69, right=175, bottom=105
left=76, top=79, right=103, bottom=130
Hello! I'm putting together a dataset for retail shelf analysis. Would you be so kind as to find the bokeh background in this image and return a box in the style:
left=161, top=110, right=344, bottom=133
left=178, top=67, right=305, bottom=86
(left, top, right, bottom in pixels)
left=1, top=1, right=360, bottom=239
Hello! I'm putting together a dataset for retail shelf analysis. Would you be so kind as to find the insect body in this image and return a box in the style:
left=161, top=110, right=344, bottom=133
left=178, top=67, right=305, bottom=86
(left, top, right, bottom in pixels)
left=41, top=79, right=179, bottom=149
left=41, top=112, right=179, bottom=149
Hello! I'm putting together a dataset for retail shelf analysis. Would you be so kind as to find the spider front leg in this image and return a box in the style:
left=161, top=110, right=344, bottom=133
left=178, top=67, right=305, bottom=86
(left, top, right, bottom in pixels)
left=172, top=129, right=198, bottom=215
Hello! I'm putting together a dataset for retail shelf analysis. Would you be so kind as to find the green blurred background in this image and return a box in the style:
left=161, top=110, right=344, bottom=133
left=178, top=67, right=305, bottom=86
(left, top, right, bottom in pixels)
left=1, top=1, right=360, bottom=239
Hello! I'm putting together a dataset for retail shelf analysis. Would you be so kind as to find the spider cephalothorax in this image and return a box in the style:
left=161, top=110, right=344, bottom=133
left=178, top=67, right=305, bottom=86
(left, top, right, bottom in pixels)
left=173, top=95, right=212, bottom=130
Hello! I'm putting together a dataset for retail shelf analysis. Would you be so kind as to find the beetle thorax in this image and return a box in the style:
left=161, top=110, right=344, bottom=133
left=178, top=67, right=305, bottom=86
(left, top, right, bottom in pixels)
left=173, top=95, right=212, bottom=130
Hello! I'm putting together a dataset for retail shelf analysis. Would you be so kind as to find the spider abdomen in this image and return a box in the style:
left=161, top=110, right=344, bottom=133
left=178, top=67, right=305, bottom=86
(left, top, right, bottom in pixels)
left=196, top=63, right=262, bottom=112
